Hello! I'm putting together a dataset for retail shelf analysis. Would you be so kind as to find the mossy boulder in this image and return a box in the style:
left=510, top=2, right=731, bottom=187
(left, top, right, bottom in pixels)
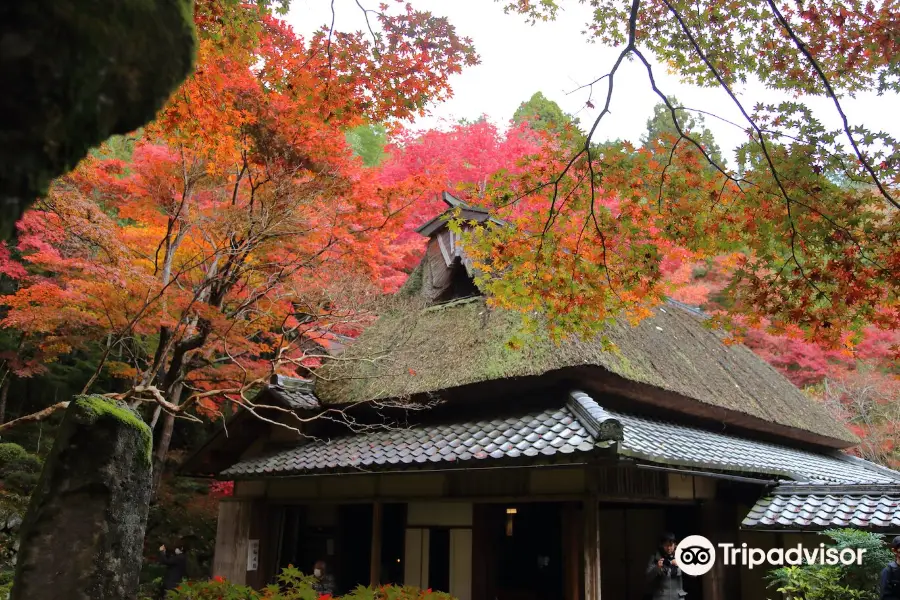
left=0, top=0, right=196, bottom=239
left=11, top=395, right=152, bottom=600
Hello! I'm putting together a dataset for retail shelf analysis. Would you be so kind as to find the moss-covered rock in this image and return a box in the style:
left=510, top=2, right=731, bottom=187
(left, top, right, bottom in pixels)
left=11, top=396, right=152, bottom=600
left=0, top=0, right=196, bottom=239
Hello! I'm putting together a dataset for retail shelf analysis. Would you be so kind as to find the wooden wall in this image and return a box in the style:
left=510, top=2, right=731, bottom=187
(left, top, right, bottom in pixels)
left=221, top=467, right=781, bottom=600
left=212, top=500, right=253, bottom=584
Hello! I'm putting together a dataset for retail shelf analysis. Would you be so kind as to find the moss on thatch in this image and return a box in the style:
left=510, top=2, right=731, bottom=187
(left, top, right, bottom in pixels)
left=315, top=298, right=856, bottom=445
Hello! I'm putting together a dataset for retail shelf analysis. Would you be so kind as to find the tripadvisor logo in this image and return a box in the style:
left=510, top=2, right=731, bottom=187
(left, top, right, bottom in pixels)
left=675, top=535, right=867, bottom=576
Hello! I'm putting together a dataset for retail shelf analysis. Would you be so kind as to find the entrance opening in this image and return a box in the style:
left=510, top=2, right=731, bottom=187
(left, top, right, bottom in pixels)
left=428, top=528, right=451, bottom=593
left=276, top=503, right=408, bottom=592
left=476, top=502, right=564, bottom=600
left=381, top=503, right=407, bottom=585
left=337, top=504, right=373, bottom=594
left=597, top=503, right=705, bottom=600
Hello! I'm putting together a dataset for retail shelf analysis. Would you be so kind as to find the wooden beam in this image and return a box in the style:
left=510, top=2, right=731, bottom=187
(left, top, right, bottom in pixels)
left=583, top=494, right=601, bottom=600
left=370, top=501, right=383, bottom=587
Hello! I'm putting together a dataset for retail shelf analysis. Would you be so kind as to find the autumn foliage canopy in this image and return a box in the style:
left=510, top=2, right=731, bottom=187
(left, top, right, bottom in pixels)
left=0, top=0, right=896, bottom=469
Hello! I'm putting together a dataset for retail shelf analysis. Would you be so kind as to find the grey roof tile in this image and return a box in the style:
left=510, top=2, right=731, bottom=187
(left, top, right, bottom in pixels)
left=611, top=410, right=900, bottom=484
left=221, top=405, right=599, bottom=477
left=268, top=375, right=320, bottom=410
left=221, top=391, right=900, bottom=485
left=742, top=484, right=900, bottom=530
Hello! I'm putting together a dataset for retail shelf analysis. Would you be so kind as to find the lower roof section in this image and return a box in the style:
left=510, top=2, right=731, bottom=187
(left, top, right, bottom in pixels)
left=742, top=483, right=900, bottom=531
left=220, top=391, right=900, bottom=484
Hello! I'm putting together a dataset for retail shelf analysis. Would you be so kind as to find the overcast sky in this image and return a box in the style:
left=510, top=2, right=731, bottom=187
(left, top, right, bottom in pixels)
left=286, top=0, right=898, bottom=165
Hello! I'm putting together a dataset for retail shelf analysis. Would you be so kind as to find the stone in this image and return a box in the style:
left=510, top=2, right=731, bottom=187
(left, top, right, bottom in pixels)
left=0, top=0, right=196, bottom=239
left=11, top=396, right=152, bottom=600
left=5, top=515, right=20, bottom=531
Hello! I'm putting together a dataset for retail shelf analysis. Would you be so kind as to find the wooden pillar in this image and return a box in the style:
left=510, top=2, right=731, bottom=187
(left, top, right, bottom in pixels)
left=700, top=499, right=735, bottom=600
left=583, top=494, right=601, bottom=600
left=370, top=501, right=383, bottom=587
left=562, top=502, right=582, bottom=600
left=449, top=528, right=473, bottom=600
left=213, top=499, right=253, bottom=584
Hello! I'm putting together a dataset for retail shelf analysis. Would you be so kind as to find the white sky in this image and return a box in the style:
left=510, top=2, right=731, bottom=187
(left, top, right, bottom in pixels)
left=286, top=0, right=898, bottom=165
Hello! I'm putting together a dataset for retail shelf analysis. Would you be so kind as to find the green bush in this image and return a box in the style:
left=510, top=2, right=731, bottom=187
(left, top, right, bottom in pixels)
left=162, top=566, right=455, bottom=600
left=767, top=529, right=893, bottom=600
left=0, top=442, right=43, bottom=497
left=0, top=444, right=27, bottom=466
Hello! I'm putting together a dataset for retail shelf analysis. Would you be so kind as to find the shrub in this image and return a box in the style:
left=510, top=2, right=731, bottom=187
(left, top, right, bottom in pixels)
left=0, top=442, right=43, bottom=497
left=0, top=445, right=27, bottom=466
left=767, top=529, right=893, bottom=600
left=163, top=566, right=456, bottom=600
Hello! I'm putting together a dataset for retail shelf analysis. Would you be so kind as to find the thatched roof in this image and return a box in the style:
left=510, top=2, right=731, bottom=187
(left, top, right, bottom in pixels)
left=315, top=289, right=857, bottom=449
left=316, top=192, right=856, bottom=449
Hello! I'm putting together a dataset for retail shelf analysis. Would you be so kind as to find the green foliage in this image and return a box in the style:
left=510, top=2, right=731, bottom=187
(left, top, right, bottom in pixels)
left=158, top=566, right=456, bottom=600
left=641, top=96, right=724, bottom=165
left=512, top=92, right=581, bottom=139
left=0, top=442, right=42, bottom=499
left=346, top=124, right=388, bottom=167
left=766, top=529, right=892, bottom=600
left=91, top=133, right=140, bottom=162
left=0, top=443, right=42, bottom=588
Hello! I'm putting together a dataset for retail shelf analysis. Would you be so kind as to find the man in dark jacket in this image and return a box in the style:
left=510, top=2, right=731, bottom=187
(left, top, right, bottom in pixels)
left=646, top=532, right=687, bottom=600
left=158, top=540, right=188, bottom=598
left=881, top=536, right=900, bottom=600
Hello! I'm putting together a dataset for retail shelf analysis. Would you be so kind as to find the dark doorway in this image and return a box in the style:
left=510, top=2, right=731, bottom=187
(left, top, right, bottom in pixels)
left=665, top=504, right=703, bottom=600
left=480, top=503, right=564, bottom=600
left=428, top=528, right=451, bottom=593
left=276, top=506, right=335, bottom=575
left=337, top=504, right=373, bottom=594
left=381, top=503, right=407, bottom=585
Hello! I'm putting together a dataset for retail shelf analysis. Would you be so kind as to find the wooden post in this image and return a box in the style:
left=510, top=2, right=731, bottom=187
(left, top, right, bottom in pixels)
left=370, top=501, right=383, bottom=587
left=583, top=494, right=601, bottom=600
left=213, top=499, right=253, bottom=584
left=700, top=499, right=735, bottom=600
left=562, top=502, right=582, bottom=600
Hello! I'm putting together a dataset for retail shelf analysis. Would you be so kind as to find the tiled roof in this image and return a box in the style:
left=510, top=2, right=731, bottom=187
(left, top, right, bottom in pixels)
left=742, top=484, right=900, bottom=530
left=267, top=375, right=319, bottom=410
left=221, top=398, right=602, bottom=477
left=221, top=392, right=900, bottom=483
left=615, top=412, right=900, bottom=484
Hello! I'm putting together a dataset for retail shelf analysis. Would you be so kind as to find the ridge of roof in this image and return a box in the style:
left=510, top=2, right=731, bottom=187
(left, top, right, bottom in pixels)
left=267, top=374, right=319, bottom=410
left=415, top=191, right=506, bottom=237
left=568, top=390, right=624, bottom=442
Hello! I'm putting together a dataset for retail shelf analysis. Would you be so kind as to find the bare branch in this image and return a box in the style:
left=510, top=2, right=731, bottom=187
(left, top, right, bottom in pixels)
left=0, top=402, right=70, bottom=434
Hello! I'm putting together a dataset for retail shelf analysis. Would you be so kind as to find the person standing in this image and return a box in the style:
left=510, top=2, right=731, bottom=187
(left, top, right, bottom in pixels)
left=158, top=540, right=188, bottom=599
left=311, top=559, right=336, bottom=596
left=881, top=536, right=900, bottom=600
left=645, top=532, right=687, bottom=600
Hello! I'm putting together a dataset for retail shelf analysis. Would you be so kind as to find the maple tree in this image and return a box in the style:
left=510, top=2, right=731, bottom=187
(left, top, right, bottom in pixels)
left=451, top=0, right=900, bottom=356
left=378, top=118, right=544, bottom=270
left=661, top=248, right=899, bottom=465
left=0, top=0, right=476, bottom=493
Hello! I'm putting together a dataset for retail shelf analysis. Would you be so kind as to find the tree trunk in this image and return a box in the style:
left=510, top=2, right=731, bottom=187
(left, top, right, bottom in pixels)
left=0, top=375, right=10, bottom=425
left=150, top=382, right=182, bottom=500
